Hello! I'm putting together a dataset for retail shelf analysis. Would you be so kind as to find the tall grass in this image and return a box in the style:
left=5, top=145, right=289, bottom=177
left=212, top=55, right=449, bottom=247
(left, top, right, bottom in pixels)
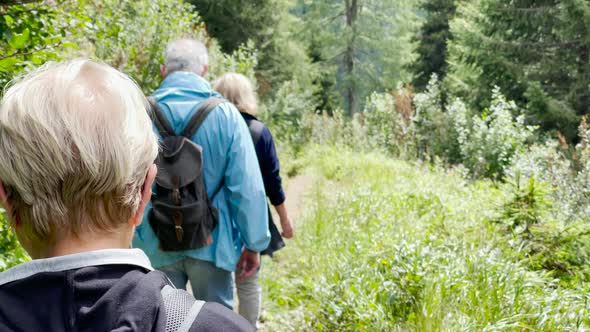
left=260, top=146, right=590, bottom=331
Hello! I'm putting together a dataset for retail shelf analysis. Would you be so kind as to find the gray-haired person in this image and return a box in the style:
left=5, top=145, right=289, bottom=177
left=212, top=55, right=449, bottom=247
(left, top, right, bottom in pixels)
left=0, top=59, right=254, bottom=331
left=132, top=39, right=270, bottom=310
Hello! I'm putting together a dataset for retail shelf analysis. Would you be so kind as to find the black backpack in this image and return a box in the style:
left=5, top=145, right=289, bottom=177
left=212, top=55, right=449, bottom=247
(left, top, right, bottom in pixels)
left=148, top=97, right=224, bottom=252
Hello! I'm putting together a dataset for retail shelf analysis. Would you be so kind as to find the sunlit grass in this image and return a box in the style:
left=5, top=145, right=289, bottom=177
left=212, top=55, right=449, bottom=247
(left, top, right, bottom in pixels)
left=260, top=145, right=590, bottom=331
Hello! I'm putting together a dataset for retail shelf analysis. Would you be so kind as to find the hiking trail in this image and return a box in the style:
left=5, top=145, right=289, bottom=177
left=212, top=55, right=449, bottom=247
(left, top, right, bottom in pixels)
left=272, top=174, right=313, bottom=228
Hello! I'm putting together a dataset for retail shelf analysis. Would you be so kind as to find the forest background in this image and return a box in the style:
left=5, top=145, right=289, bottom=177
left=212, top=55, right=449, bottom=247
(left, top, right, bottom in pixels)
left=2, top=0, right=590, bottom=330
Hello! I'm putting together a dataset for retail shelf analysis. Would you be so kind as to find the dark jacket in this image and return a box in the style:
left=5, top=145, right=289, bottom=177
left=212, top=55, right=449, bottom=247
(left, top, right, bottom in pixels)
left=240, top=113, right=285, bottom=206
left=0, top=249, right=253, bottom=332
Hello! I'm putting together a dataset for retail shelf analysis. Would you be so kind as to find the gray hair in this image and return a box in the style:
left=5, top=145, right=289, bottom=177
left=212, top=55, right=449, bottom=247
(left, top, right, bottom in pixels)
left=164, top=39, right=209, bottom=75
left=0, top=59, right=158, bottom=241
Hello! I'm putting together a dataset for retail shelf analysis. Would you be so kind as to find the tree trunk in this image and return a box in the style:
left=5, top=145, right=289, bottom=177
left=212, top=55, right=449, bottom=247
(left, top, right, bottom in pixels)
left=344, top=0, right=358, bottom=116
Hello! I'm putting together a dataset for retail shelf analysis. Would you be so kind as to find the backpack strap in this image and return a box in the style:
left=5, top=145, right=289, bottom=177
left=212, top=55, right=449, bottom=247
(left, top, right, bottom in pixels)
left=182, top=97, right=224, bottom=139
left=148, top=97, right=176, bottom=138
left=248, top=119, right=265, bottom=145
left=161, top=285, right=205, bottom=332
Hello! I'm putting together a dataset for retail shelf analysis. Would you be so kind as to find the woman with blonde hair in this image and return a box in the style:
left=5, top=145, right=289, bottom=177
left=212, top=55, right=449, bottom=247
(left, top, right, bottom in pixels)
left=214, top=72, right=294, bottom=327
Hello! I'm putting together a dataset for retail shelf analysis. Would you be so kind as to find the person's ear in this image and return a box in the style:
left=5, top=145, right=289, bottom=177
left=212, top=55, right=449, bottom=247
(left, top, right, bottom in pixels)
left=132, top=164, right=157, bottom=226
left=160, top=65, right=167, bottom=78
left=201, top=64, right=209, bottom=77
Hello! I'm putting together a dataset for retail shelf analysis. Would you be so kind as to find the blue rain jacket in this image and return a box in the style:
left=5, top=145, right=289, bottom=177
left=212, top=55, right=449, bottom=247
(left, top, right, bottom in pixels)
left=133, top=72, right=270, bottom=272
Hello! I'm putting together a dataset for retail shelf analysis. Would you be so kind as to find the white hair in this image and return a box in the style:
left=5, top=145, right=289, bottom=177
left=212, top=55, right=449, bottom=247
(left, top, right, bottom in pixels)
left=164, top=39, right=209, bottom=76
left=213, top=73, right=258, bottom=115
left=0, top=59, right=158, bottom=240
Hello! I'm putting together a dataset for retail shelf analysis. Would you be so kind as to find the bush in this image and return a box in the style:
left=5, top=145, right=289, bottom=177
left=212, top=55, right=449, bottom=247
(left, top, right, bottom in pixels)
left=450, top=87, right=536, bottom=179
left=81, top=0, right=205, bottom=93
left=509, top=118, right=590, bottom=224
left=363, top=91, right=412, bottom=156
left=413, top=74, right=461, bottom=163
left=259, top=78, right=318, bottom=153
left=0, top=211, right=28, bottom=271
left=0, top=1, right=82, bottom=89
left=495, top=172, right=590, bottom=281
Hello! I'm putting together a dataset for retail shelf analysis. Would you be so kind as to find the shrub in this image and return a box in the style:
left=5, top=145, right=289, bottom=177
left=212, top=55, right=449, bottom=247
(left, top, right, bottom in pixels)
left=363, top=90, right=413, bottom=156
left=0, top=1, right=82, bottom=90
left=0, top=211, right=28, bottom=271
left=508, top=118, right=590, bottom=224
left=450, top=87, right=536, bottom=179
left=413, top=74, right=461, bottom=163
left=495, top=172, right=590, bottom=281
left=259, top=78, right=318, bottom=152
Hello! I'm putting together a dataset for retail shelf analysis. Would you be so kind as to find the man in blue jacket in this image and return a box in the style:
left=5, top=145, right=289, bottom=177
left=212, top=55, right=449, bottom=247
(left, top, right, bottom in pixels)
left=133, top=38, right=270, bottom=309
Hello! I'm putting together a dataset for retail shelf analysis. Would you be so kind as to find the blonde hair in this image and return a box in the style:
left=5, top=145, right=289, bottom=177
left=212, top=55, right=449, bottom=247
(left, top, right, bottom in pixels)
left=213, top=73, right=258, bottom=115
left=0, top=59, right=158, bottom=241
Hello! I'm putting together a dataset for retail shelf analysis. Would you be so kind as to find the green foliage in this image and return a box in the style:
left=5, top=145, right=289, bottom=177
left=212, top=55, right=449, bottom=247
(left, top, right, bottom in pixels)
left=189, top=0, right=315, bottom=94
left=450, top=87, right=536, bottom=179
left=509, top=118, right=590, bottom=224
left=497, top=174, right=552, bottom=234
left=262, top=146, right=590, bottom=331
left=446, top=0, right=590, bottom=141
left=495, top=172, right=590, bottom=281
left=0, top=211, right=28, bottom=272
left=0, top=1, right=82, bottom=89
left=413, top=74, right=461, bottom=162
left=292, top=78, right=532, bottom=180
left=297, top=0, right=422, bottom=115
left=410, top=0, right=457, bottom=91
left=81, top=0, right=205, bottom=93
left=259, top=79, right=318, bottom=153
left=207, top=40, right=258, bottom=83
left=363, top=91, right=408, bottom=155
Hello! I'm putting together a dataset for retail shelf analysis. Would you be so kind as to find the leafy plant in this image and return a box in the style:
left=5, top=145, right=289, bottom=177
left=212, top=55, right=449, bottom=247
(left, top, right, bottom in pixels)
left=0, top=1, right=82, bottom=89
left=497, top=173, right=551, bottom=235
left=0, top=210, right=28, bottom=271
left=450, top=87, right=536, bottom=179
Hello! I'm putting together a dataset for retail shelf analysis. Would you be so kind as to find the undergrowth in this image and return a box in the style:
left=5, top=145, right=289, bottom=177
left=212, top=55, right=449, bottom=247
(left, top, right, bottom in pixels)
left=260, top=145, right=590, bottom=331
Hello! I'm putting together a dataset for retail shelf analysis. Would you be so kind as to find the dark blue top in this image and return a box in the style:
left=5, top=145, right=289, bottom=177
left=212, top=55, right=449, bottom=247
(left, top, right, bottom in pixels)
left=241, top=113, right=286, bottom=206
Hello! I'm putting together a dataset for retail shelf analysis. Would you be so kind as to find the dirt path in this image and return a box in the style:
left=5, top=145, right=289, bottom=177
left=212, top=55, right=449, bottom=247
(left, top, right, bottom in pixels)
left=271, top=174, right=313, bottom=227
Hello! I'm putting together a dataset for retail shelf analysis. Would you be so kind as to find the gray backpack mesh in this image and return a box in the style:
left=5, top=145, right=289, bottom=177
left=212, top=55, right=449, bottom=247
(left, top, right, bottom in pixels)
left=161, top=285, right=205, bottom=332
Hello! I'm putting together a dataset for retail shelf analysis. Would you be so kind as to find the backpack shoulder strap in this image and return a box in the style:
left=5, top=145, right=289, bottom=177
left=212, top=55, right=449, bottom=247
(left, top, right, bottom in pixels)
left=248, top=119, right=265, bottom=146
left=161, top=285, right=205, bottom=332
left=182, top=97, right=224, bottom=139
left=148, top=97, right=176, bottom=138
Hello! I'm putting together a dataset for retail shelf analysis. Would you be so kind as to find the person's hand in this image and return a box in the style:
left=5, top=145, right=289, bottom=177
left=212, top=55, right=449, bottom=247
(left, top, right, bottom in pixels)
left=236, top=249, right=259, bottom=280
left=281, top=218, right=294, bottom=239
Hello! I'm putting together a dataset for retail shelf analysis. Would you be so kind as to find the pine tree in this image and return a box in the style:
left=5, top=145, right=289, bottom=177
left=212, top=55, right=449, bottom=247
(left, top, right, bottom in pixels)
left=297, top=0, right=421, bottom=115
left=188, top=0, right=314, bottom=93
left=447, top=0, right=590, bottom=140
left=410, top=0, right=457, bottom=91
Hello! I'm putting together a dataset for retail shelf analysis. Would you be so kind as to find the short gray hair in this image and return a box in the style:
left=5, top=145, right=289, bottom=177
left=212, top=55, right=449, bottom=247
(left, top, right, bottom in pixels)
left=0, top=59, right=158, bottom=241
left=164, top=39, right=209, bottom=75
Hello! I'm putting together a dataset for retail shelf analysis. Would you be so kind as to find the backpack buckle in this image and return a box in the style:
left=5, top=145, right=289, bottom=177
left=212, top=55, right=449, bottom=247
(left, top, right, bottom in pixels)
left=175, top=225, right=184, bottom=242
left=173, top=211, right=184, bottom=242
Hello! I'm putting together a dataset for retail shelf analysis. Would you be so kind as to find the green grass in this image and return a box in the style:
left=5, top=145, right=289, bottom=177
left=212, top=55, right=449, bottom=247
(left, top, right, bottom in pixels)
left=260, top=145, right=590, bottom=331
